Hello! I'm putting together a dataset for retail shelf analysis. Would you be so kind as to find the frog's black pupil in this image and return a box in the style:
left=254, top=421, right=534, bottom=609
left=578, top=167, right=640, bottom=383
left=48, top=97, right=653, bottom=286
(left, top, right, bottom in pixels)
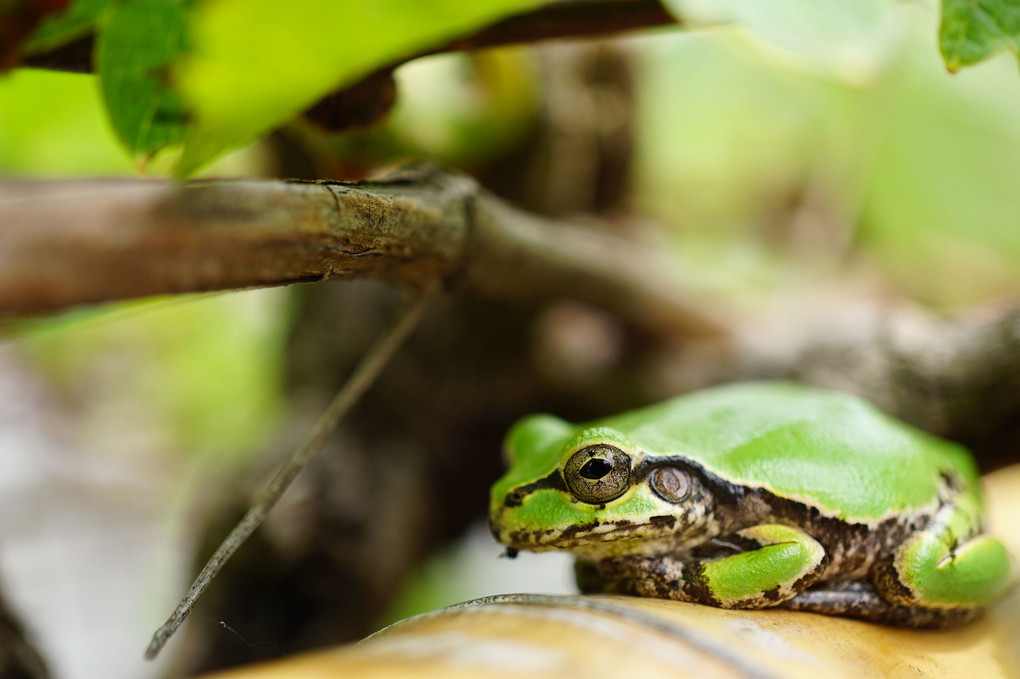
left=579, top=458, right=613, bottom=480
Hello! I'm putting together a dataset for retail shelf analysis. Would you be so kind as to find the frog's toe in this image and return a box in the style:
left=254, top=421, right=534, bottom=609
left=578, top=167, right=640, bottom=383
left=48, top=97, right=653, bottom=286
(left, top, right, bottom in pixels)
left=874, top=532, right=1013, bottom=611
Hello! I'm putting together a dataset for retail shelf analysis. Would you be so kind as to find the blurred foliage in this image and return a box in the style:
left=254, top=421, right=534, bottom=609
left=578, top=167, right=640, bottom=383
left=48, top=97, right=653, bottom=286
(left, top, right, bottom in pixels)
left=11, top=291, right=291, bottom=463
left=23, top=0, right=108, bottom=53
left=940, top=0, right=1020, bottom=71
left=5, top=0, right=1017, bottom=174
left=14, top=0, right=548, bottom=171
left=2, top=1, right=1020, bottom=459
left=0, top=68, right=272, bottom=176
left=173, top=0, right=546, bottom=174
left=663, top=0, right=903, bottom=82
left=634, top=4, right=1020, bottom=306
left=96, top=0, right=190, bottom=160
left=282, top=48, right=541, bottom=175
left=390, top=50, right=540, bottom=166
left=9, top=0, right=548, bottom=172
left=0, top=69, right=134, bottom=174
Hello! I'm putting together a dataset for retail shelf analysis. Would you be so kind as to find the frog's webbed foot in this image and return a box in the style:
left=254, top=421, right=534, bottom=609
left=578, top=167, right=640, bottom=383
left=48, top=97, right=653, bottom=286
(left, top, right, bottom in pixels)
left=870, top=496, right=1012, bottom=616
left=589, top=524, right=827, bottom=609
left=782, top=581, right=980, bottom=628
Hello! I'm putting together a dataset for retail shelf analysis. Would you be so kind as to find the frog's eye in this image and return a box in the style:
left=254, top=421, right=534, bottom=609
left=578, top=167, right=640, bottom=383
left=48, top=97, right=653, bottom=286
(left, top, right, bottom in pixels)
left=563, top=444, right=632, bottom=504
left=648, top=467, right=690, bottom=504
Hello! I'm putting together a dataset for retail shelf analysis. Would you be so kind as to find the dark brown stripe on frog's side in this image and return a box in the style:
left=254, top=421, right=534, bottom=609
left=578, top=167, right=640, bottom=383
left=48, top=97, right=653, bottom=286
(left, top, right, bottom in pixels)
left=634, top=454, right=956, bottom=580
left=558, top=519, right=648, bottom=542
left=503, top=469, right=568, bottom=507
left=558, top=520, right=601, bottom=541
left=505, top=526, right=559, bottom=545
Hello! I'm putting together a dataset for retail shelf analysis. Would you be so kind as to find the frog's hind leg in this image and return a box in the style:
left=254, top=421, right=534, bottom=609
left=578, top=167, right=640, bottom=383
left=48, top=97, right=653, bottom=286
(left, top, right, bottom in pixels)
left=870, top=491, right=1012, bottom=619
left=781, top=581, right=979, bottom=628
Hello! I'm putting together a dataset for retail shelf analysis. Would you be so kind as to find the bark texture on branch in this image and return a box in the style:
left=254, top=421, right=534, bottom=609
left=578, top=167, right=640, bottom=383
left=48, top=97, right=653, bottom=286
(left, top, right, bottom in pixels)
left=0, top=164, right=727, bottom=334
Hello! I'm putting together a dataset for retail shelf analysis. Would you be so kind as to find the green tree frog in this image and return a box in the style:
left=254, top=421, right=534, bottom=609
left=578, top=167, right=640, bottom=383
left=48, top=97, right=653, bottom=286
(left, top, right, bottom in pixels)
left=489, top=382, right=1012, bottom=627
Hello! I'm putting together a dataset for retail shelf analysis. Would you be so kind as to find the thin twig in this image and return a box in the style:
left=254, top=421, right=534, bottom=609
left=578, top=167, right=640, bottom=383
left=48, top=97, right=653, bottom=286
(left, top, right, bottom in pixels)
left=144, top=285, right=436, bottom=661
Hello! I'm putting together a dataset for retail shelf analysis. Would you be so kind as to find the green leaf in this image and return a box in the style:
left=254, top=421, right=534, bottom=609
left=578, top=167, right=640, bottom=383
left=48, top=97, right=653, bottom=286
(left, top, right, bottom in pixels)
left=96, top=0, right=190, bottom=158
left=24, top=0, right=112, bottom=53
left=0, top=69, right=134, bottom=175
left=174, top=0, right=547, bottom=175
left=660, top=0, right=902, bottom=83
left=940, top=0, right=1020, bottom=72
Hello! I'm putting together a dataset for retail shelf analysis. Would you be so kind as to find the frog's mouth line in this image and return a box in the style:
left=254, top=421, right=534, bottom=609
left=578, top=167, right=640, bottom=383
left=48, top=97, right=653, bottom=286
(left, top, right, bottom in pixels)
left=504, top=515, right=679, bottom=550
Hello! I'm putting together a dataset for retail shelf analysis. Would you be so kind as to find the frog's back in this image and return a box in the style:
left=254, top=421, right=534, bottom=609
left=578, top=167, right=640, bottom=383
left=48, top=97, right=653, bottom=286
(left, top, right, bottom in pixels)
left=597, top=382, right=977, bottom=521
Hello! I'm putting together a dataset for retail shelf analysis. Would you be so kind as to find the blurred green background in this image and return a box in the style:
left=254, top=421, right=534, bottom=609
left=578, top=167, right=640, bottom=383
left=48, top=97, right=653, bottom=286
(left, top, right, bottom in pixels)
left=5, top=2, right=1019, bottom=458
left=2, top=1, right=1020, bottom=676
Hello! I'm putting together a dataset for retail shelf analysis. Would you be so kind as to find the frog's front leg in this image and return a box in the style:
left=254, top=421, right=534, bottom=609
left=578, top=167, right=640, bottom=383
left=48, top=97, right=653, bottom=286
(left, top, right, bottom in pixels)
left=871, top=494, right=1012, bottom=615
left=593, top=524, right=827, bottom=608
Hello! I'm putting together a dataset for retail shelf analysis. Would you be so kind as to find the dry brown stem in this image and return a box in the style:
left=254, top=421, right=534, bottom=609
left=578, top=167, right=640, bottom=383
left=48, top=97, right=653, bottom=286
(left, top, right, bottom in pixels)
left=0, top=164, right=728, bottom=335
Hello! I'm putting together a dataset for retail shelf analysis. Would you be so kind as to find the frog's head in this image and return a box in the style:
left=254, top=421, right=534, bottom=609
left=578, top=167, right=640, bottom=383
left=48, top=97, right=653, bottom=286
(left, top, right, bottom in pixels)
left=489, top=414, right=716, bottom=560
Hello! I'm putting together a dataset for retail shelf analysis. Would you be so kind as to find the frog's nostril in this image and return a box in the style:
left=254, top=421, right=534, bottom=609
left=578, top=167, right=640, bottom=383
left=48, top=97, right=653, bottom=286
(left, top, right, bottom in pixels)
left=504, top=489, right=527, bottom=508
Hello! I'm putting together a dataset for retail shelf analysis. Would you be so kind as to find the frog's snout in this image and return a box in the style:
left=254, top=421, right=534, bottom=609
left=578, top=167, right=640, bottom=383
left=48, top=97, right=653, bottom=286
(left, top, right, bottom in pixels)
left=488, top=503, right=516, bottom=547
